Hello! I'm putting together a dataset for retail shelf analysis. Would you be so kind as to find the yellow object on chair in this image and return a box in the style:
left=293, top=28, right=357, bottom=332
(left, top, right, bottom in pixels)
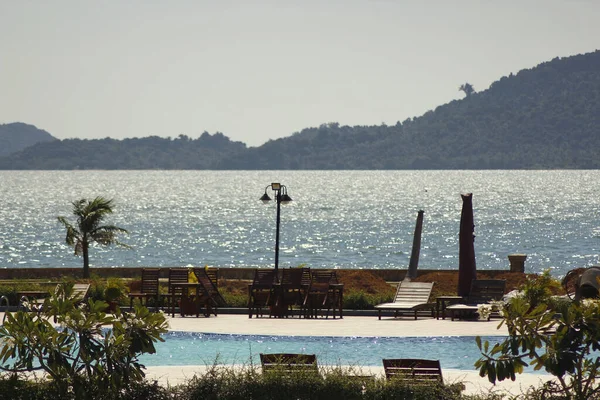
left=187, top=267, right=198, bottom=296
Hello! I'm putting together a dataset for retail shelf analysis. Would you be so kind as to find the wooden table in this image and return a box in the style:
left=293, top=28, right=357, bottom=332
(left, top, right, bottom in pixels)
left=168, top=282, right=210, bottom=318
left=269, top=283, right=344, bottom=319
left=435, top=296, right=464, bottom=319
left=270, top=283, right=299, bottom=318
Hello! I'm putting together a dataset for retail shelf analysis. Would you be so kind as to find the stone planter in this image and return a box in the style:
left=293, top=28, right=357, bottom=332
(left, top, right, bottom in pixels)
left=508, top=254, right=527, bottom=273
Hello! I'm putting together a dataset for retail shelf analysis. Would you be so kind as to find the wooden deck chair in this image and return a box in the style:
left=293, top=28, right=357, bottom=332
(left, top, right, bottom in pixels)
left=193, top=267, right=226, bottom=317
left=466, top=279, right=506, bottom=303
left=164, top=268, right=189, bottom=316
left=19, top=283, right=80, bottom=314
left=248, top=269, right=278, bottom=318
left=205, top=267, right=219, bottom=290
left=24, top=282, right=91, bottom=321
left=374, top=281, right=435, bottom=320
left=72, top=283, right=91, bottom=304
left=276, top=267, right=310, bottom=317
left=446, top=279, right=506, bottom=321
left=128, top=268, right=160, bottom=310
left=383, top=359, right=443, bottom=384
left=304, top=270, right=337, bottom=319
left=327, top=270, right=343, bottom=319
left=260, top=353, right=318, bottom=375
left=195, top=267, right=226, bottom=307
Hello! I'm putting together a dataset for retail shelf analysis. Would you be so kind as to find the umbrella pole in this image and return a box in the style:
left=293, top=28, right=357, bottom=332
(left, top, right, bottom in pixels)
left=406, top=210, right=424, bottom=281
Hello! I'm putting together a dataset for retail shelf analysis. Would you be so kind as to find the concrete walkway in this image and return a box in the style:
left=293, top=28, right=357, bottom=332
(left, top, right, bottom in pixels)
left=143, top=314, right=556, bottom=397
left=166, top=313, right=512, bottom=336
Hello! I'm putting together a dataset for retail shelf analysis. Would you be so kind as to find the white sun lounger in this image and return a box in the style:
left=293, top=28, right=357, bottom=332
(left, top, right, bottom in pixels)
left=374, top=281, right=435, bottom=320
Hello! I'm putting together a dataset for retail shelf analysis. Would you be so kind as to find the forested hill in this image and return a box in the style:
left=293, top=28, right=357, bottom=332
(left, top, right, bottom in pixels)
left=1, top=50, right=599, bottom=169
left=226, top=50, right=600, bottom=169
left=0, top=123, right=56, bottom=157
left=0, top=133, right=246, bottom=169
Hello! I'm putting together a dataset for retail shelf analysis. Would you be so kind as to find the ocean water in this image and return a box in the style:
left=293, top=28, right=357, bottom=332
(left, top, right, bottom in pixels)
left=1, top=170, right=599, bottom=278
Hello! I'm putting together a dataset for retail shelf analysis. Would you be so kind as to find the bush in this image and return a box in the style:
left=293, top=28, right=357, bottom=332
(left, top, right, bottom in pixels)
left=476, top=285, right=600, bottom=399
left=343, top=290, right=392, bottom=310
left=0, top=375, right=173, bottom=400
left=0, top=282, right=168, bottom=398
left=0, top=282, right=50, bottom=308
left=175, top=364, right=465, bottom=400
left=521, top=269, right=562, bottom=308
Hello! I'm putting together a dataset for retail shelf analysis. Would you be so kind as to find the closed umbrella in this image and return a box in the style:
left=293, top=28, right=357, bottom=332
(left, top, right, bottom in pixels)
left=457, top=193, right=477, bottom=297
left=406, top=210, right=424, bottom=281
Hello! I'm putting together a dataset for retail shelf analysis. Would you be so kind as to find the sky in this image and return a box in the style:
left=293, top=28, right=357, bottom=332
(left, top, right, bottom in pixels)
left=1, top=1, right=599, bottom=147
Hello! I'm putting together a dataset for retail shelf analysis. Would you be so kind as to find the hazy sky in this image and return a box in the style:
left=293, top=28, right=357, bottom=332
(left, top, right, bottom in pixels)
left=1, top=1, right=599, bottom=147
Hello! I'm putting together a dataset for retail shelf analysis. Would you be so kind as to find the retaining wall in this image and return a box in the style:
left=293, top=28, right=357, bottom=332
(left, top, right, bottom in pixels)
left=0, top=267, right=516, bottom=281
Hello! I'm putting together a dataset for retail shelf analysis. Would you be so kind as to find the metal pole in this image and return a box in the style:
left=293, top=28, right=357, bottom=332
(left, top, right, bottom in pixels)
left=274, top=189, right=281, bottom=272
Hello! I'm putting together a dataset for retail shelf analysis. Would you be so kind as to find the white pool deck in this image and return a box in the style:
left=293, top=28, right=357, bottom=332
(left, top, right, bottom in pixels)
left=144, top=314, right=556, bottom=396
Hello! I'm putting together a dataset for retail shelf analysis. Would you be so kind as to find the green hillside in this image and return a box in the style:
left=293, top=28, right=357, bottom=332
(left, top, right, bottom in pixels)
left=225, top=50, right=600, bottom=169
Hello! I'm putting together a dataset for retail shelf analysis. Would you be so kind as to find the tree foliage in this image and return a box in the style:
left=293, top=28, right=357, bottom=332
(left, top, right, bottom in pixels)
left=475, top=274, right=600, bottom=400
left=0, top=283, right=168, bottom=398
left=57, top=197, right=129, bottom=278
left=459, top=82, right=475, bottom=97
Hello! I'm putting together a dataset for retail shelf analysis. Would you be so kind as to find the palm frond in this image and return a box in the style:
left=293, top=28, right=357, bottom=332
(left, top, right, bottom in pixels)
left=74, top=241, right=83, bottom=256
left=90, top=226, right=129, bottom=247
left=58, top=216, right=81, bottom=246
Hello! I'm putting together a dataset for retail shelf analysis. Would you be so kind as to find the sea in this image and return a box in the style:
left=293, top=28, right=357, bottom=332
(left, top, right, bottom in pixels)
left=1, top=170, right=599, bottom=278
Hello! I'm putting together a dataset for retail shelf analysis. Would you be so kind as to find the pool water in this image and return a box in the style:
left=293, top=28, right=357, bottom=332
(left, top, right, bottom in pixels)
left=140, top=332, right=526, bottom=372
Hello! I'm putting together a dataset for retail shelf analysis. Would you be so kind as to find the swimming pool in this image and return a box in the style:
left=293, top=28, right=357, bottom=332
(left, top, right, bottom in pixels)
left=140, top=332, right=534, bottom=372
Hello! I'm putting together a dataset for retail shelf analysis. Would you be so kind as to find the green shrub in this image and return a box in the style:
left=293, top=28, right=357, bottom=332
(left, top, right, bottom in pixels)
left=0, top=282, right=49, bottom=308
left=343, top=290, right=391, bottom=310
left=0, top=375, right=173, bottom=400
left=0, top=282, right=168, bottom=399
left=175, top=364, right=465, bottom=400
left=476, top=289, right=600, bottom=399
left=89, top=274, right=108, bottom=302
left=105, top=277, right=128, bottom=305
left=0, top=375, right=56, bottom=400
left=521, top=269, right=561, bottom=308
left=221, top=292, right=247, bottom=308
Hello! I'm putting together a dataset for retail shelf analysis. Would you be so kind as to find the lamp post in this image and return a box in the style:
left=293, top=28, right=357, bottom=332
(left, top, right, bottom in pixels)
left=260, top=183, right=292, bottom=272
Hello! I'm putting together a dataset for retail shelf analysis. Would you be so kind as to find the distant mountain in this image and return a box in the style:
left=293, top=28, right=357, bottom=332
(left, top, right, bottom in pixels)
left=0, top=123, right=56, bottom=157
left=0, top=132, right=246, bottom=169
left=2, top=49, right=599, bottom=169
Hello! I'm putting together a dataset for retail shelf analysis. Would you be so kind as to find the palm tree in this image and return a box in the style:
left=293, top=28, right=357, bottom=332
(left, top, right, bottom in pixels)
left=57, top=197, right=129, bottom=278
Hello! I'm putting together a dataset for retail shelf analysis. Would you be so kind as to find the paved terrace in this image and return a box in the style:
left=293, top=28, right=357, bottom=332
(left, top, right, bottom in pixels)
left=144, top=314, right=556, bottom=396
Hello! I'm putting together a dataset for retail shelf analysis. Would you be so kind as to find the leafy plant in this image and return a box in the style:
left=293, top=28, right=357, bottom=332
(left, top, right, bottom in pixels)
left=521, top=269, right=562, bottom=308
left=176, top=363, right=465, bottom=400
left=105, top=277, right=128, bottom=304
left=0, top=282, right=168, bottom=399
left=475, top=282, right=600, bottom=399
